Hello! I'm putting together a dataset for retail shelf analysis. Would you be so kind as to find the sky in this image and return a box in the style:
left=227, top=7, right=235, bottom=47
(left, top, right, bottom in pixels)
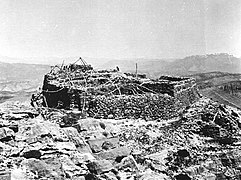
left=0, top=0, right=240, bottom=62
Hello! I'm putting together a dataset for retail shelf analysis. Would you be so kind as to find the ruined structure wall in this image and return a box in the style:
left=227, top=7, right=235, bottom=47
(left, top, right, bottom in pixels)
left=43, top=87, right=71, bottom=109
left=85, top=81, right=199, bottom=120
left=86, top=94, right=176, bottom=120
left=41, top=74, right=200, bottom=120
left=174, top=83, right=200, bottom=114
left=42, top=75, right=72, bottom=109
left=173, top=78, right=196, bottom=94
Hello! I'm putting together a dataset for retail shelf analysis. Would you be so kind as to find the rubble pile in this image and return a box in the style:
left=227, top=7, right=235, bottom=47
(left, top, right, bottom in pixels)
left=117, top=98, right=241, bottom=179
left=1, top=97, right=241, bottom=179
left=36, top=60, right=200, bottom=120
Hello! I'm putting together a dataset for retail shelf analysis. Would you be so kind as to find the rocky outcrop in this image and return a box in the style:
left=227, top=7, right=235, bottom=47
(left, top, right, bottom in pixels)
left=0, top=96, right=241, bottom=179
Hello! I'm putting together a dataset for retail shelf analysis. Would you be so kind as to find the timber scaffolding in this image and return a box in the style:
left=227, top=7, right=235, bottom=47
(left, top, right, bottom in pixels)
left=38, top=57, right=200, bottom=120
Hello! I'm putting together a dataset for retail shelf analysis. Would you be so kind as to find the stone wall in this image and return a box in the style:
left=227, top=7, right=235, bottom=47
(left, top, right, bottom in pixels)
left=85, top=82, right=199, bottom=120
left=41, top=73, right=200, bottom=120
left=86, top=94, right=176, bottom=120
left=173, top=78, right=200, bottom=111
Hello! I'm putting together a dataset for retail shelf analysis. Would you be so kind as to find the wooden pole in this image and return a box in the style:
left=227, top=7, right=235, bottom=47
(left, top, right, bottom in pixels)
left=135, top=63, right=138, bottom=78
left=60, top=60, right=65, bottom=70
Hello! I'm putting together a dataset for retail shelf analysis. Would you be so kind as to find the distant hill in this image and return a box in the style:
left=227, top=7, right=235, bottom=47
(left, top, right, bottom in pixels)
left=0, top=55, right=111, bottom=67
left=0, top=62, right=50, bottom=102
left=101, top=53, right=241, bottom=77
left=0, top=62, right=50, bottom=82
left=166, top=53, right=241, bottom=75
left=1, top=53, right=240, bottom=77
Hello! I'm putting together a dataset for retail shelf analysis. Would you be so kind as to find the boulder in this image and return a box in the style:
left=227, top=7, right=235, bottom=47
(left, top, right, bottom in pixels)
left=0, top=169, right=10, bottom=180
left=77, top=119, right=104, bottom=132
left=145, top=149, right=169, bottom=162
left=75, top=119, right=109, bottom=139
left=144, top=150, right=169, bottom=172
left=88, top=137, right=119, bottom=153
left=87, top=139, right=103, bottom=153
left=0, top=127, right=14, bottom=141
left=115, top=155, right=139, bottom=172
left=21, top=158, right=55, bottom=179
left=201, top=123, right=220, bottom=138
left=60, top=111, right=82, bottom=127
left=196, top=173, right=216, bottom=180
left=0, top=142, right=14, bottom=156
left=55, top=141, right=77, bottom=151
left=62, top=127, right=91, bottom=153
left=60, top=155, right=87, bottom=178
left=0, top=120, right=10, bottom=128
left=43, top=156, right=66, bottom=178
left=139, top=170, right=170, bottom=180
left=95, top=147, right=131, bottom=162
left=175, top=174, right=191, bottom=180
left=16, top=117, right=63, bottom=142
left=11, top=168, right=27, bottom=180
left=87, top=160, right=113, bottom=174
left=70, top=152, right=95, bottom=165
left=177, top=149, right=190, bottom=158
left=101, top=171, right=119, bottom=180
left=8, top=122, right=18, bottom=133
left=22, top=149, right=41, bottom=159
left=101, top=137, right=119, bottom=150
left=184, top=165, right=205, bottom=177
left=2, top=113, right=29, bottom=120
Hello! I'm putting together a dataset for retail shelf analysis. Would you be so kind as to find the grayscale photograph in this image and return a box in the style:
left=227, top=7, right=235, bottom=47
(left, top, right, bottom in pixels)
left=0, top=0, right=241, bottom=179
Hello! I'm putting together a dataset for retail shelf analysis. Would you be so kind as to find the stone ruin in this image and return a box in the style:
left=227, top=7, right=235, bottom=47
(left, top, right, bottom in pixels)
left=34, top=58, right=200, bottom=120
left=2, top=58, right=241, bottom=179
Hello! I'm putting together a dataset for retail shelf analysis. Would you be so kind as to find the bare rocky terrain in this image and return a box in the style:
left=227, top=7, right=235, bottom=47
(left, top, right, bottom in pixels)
left=0, top=97, right=241, bottom=179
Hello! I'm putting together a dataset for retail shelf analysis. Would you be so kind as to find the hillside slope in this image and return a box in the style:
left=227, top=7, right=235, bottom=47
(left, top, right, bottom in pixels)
left=190, top=72, right=241, bottom=109
left=0, top=62, right=50, bottom=102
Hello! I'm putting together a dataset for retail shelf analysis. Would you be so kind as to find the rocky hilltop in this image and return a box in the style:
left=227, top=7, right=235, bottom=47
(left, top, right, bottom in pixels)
left=0, top=60, right=241, bottom=180
left=1, top=97, right=241, bottom=179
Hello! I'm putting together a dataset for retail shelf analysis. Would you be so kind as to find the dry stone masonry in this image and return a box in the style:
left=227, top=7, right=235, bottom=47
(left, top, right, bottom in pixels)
left=37, top=60, right=200, bottom=120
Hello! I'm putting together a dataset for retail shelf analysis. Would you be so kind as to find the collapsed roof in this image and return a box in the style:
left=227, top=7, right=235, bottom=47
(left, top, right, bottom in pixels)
left=43, top=58, right=192, bottom=97
left=33, top=58, right=199, bottom=120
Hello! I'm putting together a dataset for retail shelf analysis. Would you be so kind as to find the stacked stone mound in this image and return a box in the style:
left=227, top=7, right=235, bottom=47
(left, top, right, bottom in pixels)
left=38, top=62, right=200, bottom=120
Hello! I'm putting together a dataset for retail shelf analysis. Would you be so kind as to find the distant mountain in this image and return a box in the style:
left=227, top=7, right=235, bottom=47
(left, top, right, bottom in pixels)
left=0, top=62, right=50, bottom=102
left=0, top=55, right=111, bottom=67
left=166, top=53, right=241, bottom=75
left=0, top=62, right=50, bottom=82
left=101, top=53, right=241, bottom=77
